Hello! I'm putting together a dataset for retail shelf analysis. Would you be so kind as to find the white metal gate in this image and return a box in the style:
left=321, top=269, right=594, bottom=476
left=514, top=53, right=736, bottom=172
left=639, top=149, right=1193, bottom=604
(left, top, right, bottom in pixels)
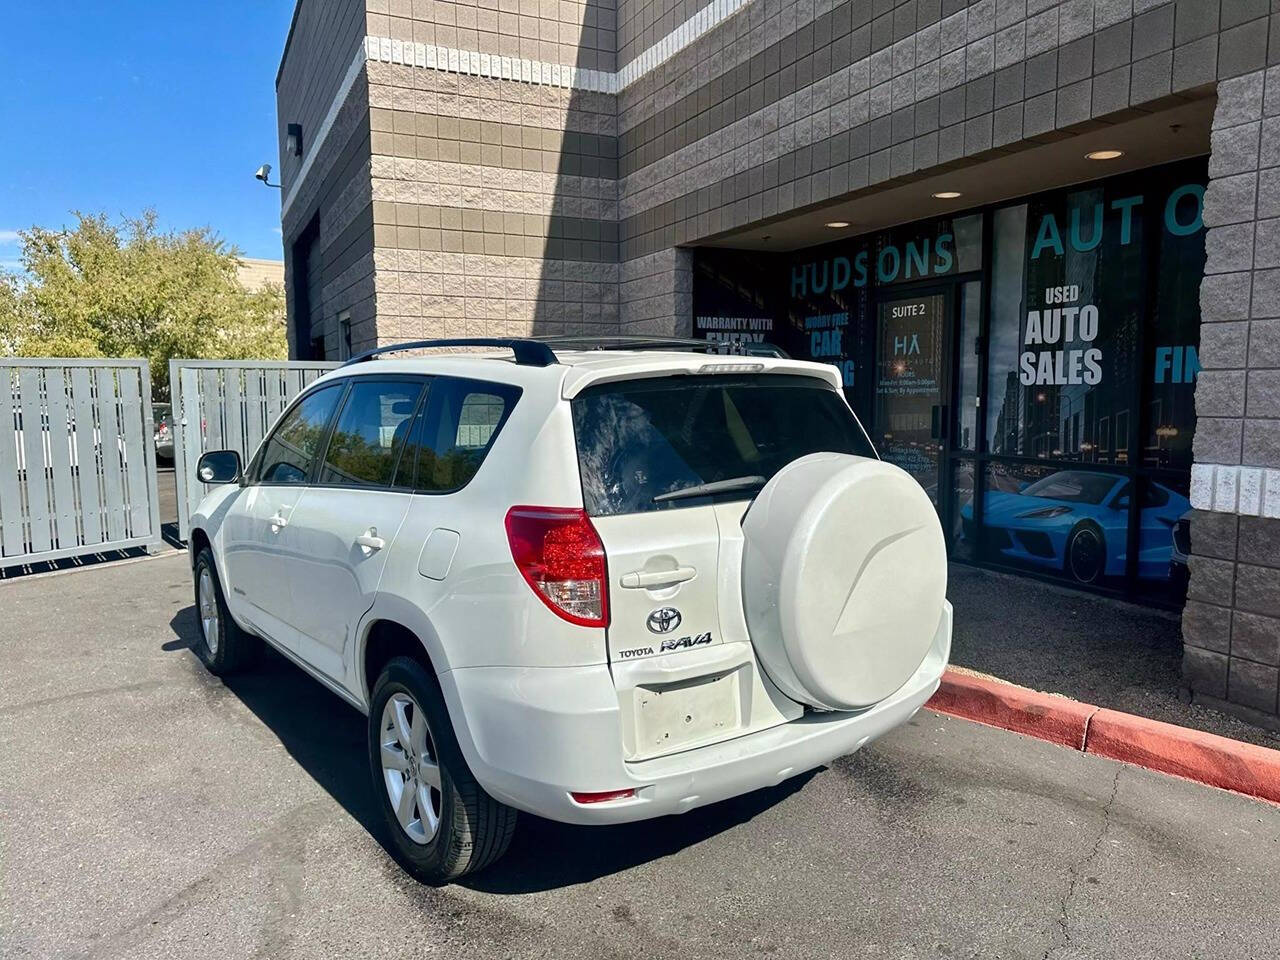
left=0, top=359, right=161, bottom=566
left=170, top=360, right=339, bottom=541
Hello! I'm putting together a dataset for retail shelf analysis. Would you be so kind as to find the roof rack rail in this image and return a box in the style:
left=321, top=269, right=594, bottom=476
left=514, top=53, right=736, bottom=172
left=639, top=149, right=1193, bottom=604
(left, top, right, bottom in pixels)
left=531, top=335, right=790, bottom=359
left=341, top=334, right=790, bottom=368
left=343, top=337, right=557, bottom=367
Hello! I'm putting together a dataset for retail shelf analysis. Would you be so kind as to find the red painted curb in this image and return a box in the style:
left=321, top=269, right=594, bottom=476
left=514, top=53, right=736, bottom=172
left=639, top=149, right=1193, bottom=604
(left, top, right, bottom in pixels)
left=926, top=670, right=1095, bottom=749
left=926, top=669, right=1280, bottom=805
left=1085, top=709, right=1280, bottom=805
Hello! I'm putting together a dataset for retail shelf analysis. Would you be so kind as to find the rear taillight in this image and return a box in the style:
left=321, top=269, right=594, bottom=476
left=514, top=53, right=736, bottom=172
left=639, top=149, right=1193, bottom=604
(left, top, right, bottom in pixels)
left=504, top=506, right=609, bottom=627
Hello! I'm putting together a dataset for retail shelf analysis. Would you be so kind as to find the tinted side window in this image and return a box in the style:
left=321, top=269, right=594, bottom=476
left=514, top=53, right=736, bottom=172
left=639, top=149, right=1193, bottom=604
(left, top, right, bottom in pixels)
left=404, top=378, right=521, bottom=492
left=255, top=383, right=344, bottom=484
left=317, top=379, right=425, bottom=488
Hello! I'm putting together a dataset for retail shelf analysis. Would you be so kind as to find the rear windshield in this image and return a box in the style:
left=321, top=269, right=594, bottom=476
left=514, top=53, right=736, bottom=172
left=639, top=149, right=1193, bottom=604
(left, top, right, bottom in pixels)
left=571, top=374, right=876, bottom=516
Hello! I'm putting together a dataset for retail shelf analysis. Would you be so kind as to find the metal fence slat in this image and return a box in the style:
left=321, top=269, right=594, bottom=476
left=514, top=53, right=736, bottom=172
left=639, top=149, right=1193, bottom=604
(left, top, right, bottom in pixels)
left=18, top=369, right=53, bottom=554
left=177, top=366, right=203, bottom=541
left=95, top=367, right=127, bottom=544
left=222, top=368, right=245, bottom=457
left=0, top=367, right=23, bottom=556
left=69, top=368, right=103, bottom=547
left=118, top=370, right=149, bottom=537
left=43, top=366, right=78, bottom=549
left=266, top=369, right=285, bottom=423
left=243, top=368, right=265, bottom=457
left=199, top=369, right=223, bottom=452
left=139, top=366, right=162, bottom=546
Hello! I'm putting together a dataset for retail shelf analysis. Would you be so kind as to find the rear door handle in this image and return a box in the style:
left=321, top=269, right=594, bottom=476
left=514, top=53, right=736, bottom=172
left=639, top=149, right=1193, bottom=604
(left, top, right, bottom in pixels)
left=620, top=566, right=696, bottom=588
left=355, top=530, right=386, bottom=553
left=268, top=514, right=289, bottom=530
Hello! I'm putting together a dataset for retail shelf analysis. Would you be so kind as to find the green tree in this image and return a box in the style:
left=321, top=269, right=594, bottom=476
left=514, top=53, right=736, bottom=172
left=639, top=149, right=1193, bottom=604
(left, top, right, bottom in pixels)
left=0, top=211, right=286, bottom=399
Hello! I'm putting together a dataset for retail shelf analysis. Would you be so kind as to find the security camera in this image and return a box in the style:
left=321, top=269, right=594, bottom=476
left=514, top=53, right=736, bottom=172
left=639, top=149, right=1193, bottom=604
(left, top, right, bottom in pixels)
left=255, top=164, right=272, bottom=182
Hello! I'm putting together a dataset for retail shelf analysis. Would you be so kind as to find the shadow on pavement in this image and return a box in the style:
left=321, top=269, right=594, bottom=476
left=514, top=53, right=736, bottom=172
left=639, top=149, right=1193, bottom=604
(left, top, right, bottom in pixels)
left=166, top=603, right=812, bottom=892
left=461, top=772, right=815, bottom=894
left=168, top=605, right=382, bottom=836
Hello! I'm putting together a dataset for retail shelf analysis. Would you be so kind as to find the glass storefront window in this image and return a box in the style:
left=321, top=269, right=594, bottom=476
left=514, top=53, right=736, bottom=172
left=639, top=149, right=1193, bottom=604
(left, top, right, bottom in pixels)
left=873, top=292, right=947, bottom=504
left=975, top=460, right=1131, bottom=587
left=1145, top=185, right=1205, bottom=471
left=987, top=184, right=1145, bottom=463
left=691, top=158, right=1206, bottom=605
left=955, top=281, right=982, bottom=450
left=784, top=247, right=872, bottom=419
left=1134, top=472, right=1193, bottom=603
left=873, top=214, right=983, bottom=285
left=692, top=249, right=782, bottom=352
left=951, top=458, right=977, bottom=561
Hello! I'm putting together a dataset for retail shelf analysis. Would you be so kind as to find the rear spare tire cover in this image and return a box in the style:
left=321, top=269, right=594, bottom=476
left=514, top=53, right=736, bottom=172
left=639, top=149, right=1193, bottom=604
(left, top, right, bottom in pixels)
left=742, top=452, right=947, bottom=711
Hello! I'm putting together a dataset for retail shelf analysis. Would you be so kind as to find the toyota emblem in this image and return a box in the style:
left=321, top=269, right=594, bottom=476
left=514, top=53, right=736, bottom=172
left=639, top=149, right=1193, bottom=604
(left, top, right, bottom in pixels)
left=646, top=607, right=682, bottom=634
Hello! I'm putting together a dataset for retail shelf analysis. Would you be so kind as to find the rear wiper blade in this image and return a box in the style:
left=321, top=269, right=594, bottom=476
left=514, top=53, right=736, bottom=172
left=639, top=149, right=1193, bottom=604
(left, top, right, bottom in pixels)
left=653, top=475, right=767, bottom=503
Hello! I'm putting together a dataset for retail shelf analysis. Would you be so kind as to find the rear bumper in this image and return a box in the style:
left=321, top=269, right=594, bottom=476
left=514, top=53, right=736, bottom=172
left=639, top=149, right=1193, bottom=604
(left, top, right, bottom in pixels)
left=438, top=602, right=952, bottom=825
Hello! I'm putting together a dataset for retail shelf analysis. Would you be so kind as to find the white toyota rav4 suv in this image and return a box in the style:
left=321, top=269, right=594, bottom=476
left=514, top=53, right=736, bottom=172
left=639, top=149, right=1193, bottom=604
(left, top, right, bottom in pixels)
left=189, top=336, right=951, bottom=883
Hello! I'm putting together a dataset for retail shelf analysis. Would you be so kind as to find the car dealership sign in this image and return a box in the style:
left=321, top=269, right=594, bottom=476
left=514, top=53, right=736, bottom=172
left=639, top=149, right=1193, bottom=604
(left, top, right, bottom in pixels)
left=1019, top=286, right=1102, bottom=386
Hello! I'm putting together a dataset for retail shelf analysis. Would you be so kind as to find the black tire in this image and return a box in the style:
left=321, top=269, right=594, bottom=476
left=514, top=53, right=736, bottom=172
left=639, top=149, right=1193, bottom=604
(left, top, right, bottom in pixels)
left=192, top=547, right=260, bottom=675
left=368, top=656, right=516, bottom=884
left=1065, top=522, right=1106, bottom=585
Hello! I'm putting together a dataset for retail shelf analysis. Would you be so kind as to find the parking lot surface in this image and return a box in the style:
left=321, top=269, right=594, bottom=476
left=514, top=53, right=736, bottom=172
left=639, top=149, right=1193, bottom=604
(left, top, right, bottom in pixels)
left=3, top=553, right=1278, bottom=960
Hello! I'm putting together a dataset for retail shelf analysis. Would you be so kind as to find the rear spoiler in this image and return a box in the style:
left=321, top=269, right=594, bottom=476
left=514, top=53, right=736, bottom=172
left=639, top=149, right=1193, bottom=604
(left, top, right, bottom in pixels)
left=559, top=355, right=844, bottom=399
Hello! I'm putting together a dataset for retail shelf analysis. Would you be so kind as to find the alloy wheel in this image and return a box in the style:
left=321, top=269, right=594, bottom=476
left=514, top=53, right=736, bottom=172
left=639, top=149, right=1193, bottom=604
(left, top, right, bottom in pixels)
left=1068, top=527, right=1103, bottom=583
left=198, top=567, right=220, bottom=656
left=380, top=692, right=443, bottom=844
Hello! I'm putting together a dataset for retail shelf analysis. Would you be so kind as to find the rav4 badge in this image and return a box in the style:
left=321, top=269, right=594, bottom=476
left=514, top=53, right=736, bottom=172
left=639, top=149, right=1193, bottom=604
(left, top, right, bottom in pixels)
left=659, top=632, right=713, bottom=653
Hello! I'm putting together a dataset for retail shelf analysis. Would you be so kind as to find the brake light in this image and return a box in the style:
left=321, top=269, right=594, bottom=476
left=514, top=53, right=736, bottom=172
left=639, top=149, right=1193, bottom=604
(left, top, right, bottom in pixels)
left=504, top=506, right=609, bottom=627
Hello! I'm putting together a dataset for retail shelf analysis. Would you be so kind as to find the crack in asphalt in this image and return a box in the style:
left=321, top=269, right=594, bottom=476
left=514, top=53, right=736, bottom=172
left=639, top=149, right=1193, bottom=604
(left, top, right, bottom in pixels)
left=1043, top=765, right=1124, bottom=960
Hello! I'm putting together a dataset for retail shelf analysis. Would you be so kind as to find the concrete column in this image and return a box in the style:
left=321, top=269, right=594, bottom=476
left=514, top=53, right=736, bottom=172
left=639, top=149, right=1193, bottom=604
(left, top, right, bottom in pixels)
left=1184, top=67, right=1280, bottom=725
left=619, top=249, right=693, bottom=337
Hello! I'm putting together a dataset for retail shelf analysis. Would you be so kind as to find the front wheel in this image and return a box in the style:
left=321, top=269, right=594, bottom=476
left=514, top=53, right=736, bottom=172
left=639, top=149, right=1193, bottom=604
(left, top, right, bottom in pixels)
left=193, top=547, right=259, bottom=674
left=368, top=657, right=516, bottom=884
left=1065, top=523, right=1106, bottom=585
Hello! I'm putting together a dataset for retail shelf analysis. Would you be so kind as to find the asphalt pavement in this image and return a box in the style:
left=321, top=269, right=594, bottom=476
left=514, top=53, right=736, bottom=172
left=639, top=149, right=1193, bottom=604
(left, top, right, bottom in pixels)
left=2, top=554, right=1278, bottom=960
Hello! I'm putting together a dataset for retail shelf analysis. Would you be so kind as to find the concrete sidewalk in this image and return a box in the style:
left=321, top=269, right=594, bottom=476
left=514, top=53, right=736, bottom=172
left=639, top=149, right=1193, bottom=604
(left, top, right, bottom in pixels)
left=2, top=554, right=1279, bottom=960
left=948, top=564, right=1280, bottom=749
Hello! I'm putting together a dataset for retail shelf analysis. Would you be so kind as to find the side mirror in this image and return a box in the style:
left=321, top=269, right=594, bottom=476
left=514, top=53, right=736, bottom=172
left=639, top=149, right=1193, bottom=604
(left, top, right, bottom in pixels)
left=197, top=450, right=243, bottom=485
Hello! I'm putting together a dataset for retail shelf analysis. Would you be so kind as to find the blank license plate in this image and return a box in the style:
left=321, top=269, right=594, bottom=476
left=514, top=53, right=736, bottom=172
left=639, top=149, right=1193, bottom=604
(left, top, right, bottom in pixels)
left=634, top=670, right=740, bottom=754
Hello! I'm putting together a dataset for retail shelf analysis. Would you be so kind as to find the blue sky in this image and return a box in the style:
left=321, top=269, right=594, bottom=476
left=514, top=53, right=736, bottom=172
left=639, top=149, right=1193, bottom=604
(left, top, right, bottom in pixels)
left=0, top=1, right=297, bottom=271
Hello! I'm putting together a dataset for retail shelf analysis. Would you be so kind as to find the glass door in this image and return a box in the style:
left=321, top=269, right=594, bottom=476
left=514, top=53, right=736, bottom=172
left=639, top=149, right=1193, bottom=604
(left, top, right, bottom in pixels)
left=872, top=289, right=949, bottom=509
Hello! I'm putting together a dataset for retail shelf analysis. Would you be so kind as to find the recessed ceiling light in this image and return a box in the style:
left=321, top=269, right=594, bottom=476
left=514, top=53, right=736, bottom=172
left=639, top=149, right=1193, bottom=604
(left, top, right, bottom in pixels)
left=932, top=191, right=962, bottom=199
left=1086, top=149, right=1124, bottom=160
left=825, top=220, right=851, bottom=228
